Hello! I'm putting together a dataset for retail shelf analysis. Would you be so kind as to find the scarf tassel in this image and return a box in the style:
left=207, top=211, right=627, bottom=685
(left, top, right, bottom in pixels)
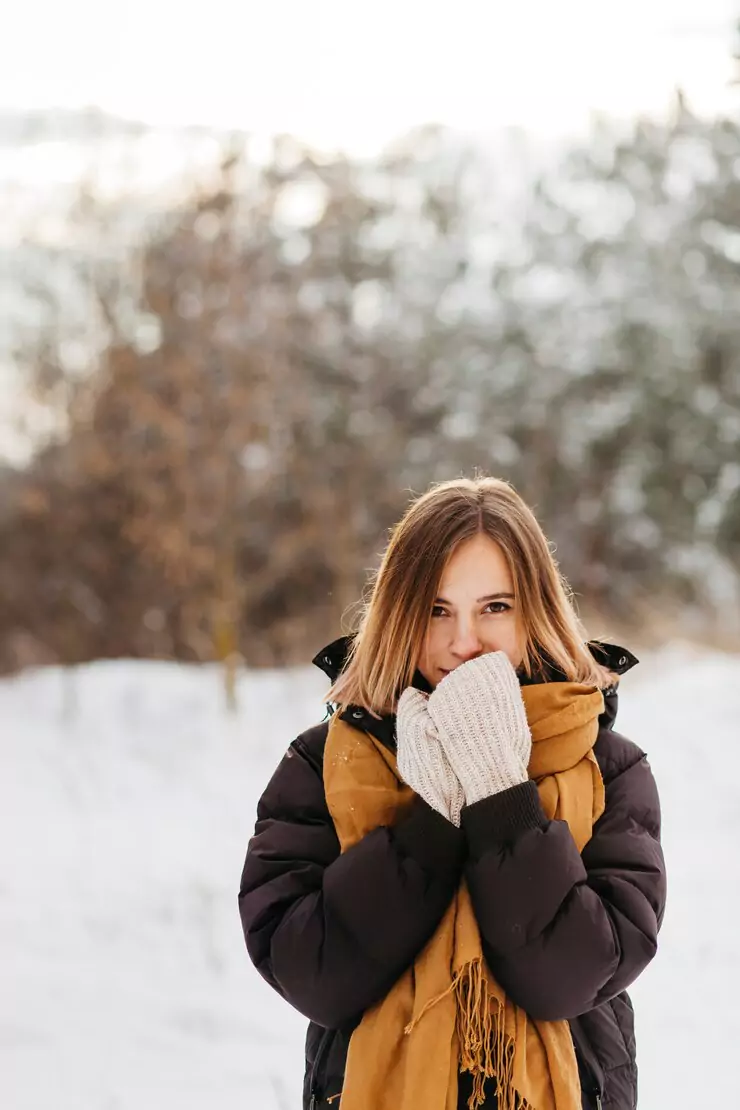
left=405, top=956, right=533, bottom=1110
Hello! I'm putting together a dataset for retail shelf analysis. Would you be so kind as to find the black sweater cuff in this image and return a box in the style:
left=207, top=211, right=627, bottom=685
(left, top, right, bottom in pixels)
left=393, top=796, right=466, bottom=879
left=461, top=780, right=548, bottom=856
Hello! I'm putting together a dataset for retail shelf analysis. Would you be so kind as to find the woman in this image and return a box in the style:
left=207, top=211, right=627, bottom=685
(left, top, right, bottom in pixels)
left=239, top=477, right=666, bottom=1110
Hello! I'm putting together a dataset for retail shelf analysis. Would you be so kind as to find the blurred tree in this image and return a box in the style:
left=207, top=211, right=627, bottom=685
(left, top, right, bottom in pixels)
left=2, top=111, right=740, bottom=673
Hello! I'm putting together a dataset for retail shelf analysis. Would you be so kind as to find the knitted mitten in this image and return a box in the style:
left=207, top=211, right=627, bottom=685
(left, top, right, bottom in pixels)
left=426, top=652, right=532, bottom=805
left=396, top=687, right=465, bottom=827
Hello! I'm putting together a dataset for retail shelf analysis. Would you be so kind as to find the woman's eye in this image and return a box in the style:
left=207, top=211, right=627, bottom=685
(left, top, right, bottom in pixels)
left=485, top=602, right=511, bottom=614
left=431, top=606, right=447, bottom=618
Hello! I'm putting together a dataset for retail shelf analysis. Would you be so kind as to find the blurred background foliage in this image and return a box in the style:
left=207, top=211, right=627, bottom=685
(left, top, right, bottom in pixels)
left=3, top=94, right=740, bottom=673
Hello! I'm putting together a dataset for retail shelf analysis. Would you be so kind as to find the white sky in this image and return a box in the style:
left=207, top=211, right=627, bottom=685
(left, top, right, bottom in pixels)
left=1, top=0, right=738, bottom=152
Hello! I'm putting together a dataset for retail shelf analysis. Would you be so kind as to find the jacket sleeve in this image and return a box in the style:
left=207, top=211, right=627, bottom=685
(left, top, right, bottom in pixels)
left=238, top=730, right=465, bottom=1029
left=460, top=732, right=666, bottom=1021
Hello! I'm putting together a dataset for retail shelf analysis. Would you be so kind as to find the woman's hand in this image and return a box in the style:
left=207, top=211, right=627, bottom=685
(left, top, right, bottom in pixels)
left=396, top=688, right=465, bottom=827
left=425, top=652, right=532, bottom=806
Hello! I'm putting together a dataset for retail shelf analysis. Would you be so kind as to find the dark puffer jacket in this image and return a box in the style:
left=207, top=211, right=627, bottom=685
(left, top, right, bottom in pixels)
left=239, top=639, right=666, bottom=1110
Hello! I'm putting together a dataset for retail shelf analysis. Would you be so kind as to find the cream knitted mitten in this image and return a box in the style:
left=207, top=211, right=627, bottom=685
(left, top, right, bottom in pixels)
left=396, top=687, right=465, bottom=827
left=426, top=652, right=532, bottom=805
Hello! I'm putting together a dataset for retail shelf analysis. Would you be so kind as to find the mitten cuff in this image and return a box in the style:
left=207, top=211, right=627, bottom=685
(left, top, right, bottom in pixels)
left=394, top=796, right=466, bottom=877
left=461, top=780, right=548, bottom=856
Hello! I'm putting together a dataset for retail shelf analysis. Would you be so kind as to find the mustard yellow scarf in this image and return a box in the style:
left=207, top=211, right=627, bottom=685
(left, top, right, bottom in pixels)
left=323, top=681, right=605, bottom=1110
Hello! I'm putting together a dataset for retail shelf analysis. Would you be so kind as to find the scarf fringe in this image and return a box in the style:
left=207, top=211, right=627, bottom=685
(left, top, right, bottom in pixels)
left=404, top=956, right=534, bottom=1110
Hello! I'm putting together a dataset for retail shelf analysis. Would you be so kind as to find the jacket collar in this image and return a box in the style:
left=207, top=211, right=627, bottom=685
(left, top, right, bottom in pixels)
left=312, top=635, right=637, bottom=750
left=312, top=635, right=638, bottom=685
left=312, top=636, right=431, bottom=750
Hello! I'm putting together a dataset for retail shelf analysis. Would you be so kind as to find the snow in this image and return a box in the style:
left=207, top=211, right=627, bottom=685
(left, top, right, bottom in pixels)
left=1, top=647, right=737, bottom=1108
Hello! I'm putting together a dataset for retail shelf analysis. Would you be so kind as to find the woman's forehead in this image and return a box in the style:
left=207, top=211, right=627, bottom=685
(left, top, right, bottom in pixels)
left=438, top=535, right=513, bottom=593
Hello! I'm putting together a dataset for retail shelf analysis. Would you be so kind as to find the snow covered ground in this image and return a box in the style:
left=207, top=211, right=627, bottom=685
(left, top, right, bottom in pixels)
left=1, top=645, right=738, bottom=1109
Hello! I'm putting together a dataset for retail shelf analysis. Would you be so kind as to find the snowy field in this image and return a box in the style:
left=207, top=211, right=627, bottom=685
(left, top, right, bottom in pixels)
left=2, top=646, right=738, bottom=1109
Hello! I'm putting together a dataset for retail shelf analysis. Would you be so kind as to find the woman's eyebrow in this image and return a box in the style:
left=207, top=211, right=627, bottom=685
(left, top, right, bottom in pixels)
left=435, top=592, right=515, bottom=604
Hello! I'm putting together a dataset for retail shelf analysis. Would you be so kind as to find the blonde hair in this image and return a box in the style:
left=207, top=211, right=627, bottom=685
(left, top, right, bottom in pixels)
left=327, top=477, right=613, bottom=714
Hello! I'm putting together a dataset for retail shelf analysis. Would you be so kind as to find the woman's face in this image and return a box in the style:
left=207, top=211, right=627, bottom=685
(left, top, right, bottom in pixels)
left=417, top=533, right=525, bottom=689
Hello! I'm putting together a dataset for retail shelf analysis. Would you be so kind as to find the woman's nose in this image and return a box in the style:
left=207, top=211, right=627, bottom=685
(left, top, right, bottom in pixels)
left=450, top=625, right=483, bottom=661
